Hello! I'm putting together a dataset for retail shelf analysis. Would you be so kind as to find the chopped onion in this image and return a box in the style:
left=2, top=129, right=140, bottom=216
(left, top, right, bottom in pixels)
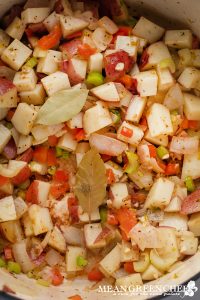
left=163, top=84, right=184, bottom=111
left=12, top=240, right=35, bottom=273
left=147, top=209, right=164, bottom=222
left=60, top=225, right=84, bottom=246
left=45, top=249, right=62, bottom=267
left=170, top=136, right=199, bottom=154
left=92, top=27, right=112, bottom=51
left=0, top=160, right=27, bottom=177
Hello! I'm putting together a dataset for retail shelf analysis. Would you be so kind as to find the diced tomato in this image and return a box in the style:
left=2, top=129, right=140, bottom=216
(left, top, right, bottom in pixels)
left=50, top=182, right=69, bottom=199
left=25, top=181, right=39, bottom=203
left=68, top=197, right=79, bottom=223
left=53, top=169, right=69, bottom=182
left=78, top=43, right=96, bottom=59
left=107, top=210, right=118, bottom=225
left=4, top=246, right=13, bottom=260
left=180, top=117, right=189, bottom=129
left=87, top=266, right=104, bottom=281
left=165, top=163, right=180, bottom=175
left=38, top=24, right=62, bottom=50
left=100, top=154, right=112, bottom=162
left=6, top=109, right=15, bottom=122
left=68, top=295, right=82, bottom=300
left=124, top=262, right=134, bottom=274
left=148, top=144, right=157, bottom=158
left=60, top=39, right=82, bottom=59
left=33, top=146, right=48, bottom=164
left=51, top=267, right=64, bottom=286
left=192, top=35, right=200, bottom=49
left=19, top=148, right=33, bottom=163
left=139, top=49, right=149, bottom=70
left=106, top=169, right=115, bottom=185
left=181, top=189, right=200, bottom=214
left=104, top=50, right=133, bottom=81
left=121, top=126, right=133, bottom=138
left=47, top=149, right=57, bottom=167
left=112, top=26, right=132, bottom=43
left=74, top=129, right=85, bottom=141
left=66, top=31, right=83, bottom=40
left=0, top=175, right=9, bottom=187
left=116, top=207, right=137, bottom=236
left=48, top=135, right=58, bottom=147
left=12, top=165, right=31, bottom=185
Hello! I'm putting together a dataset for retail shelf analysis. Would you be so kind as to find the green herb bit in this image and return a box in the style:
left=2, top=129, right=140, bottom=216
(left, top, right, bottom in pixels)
left=156, top=146, right=169, bottom=160
left=76, top=256, right=88, bottom=267
left=99, top=206, right=107, bottom=223
left=7, top=261, right=21, bottom=274
left=86, top=71, right=104, bottom=86
left=185, top=176, right=195, bottom=192
left=0, top=257, right=6, bottom=268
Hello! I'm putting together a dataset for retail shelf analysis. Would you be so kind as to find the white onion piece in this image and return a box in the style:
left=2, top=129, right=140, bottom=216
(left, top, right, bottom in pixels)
left=45, top=249, right=62, bottom=267
left=147, top=209, right=164, bottom=222
left=92, top=27, right=112, bottom=51
left=163, top=84, right=184, bottom=111
left=0, top=160, right=27, bottom=177
left=12, top=240, right=35, bottom=273
left=89, top=133, right=127, bottom=156
left=60, top=225, right=84, bottom=246
left=170, top=136, right=199, bottom=154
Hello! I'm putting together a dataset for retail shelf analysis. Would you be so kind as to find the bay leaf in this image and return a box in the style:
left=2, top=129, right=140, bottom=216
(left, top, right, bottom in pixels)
left=36, top=89, right=88, bottom=125
left=74, top=148, right=107, bottom=215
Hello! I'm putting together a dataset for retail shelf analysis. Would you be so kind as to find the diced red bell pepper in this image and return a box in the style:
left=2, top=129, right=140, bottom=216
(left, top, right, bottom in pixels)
left=100, top=154, right=112, bottom=162
left=4, top=246, right=13, bottom=260
left=165, top=163, right=180, bottom=175
left=68, top=295, right=82, bottom=300
left=74, top=129, right=85, bottom=141
left=116, top=207, right=137, bottom=236
left=87, top=266, right=104, bottom=281
left=25, top=181, right=39, bottom=203
left=48, top=135, right=58, bottom=147
left=66, top=31, right=82, bottom=40
left=0, top=175, right=9, bottom=187
left=51, top=267, right=64, bottom=286
left=68, top=197, right=79, bottom=223
left=33, top=146, right=48, bottom=164
left=47, top=149, right=57, bottom=167
left=50, top=182, right=69, bottom=199
left=107, top=210, right=118, bottom=225
left=12, top=165, right=31, bottom=185
left=112, top=26, right=132, bottom=43
left=148, top=144, right=157, bottom=158
left=53, top=169, right=69, bottom=182
left=106, top=169, right=115, bottom=185
left=38, top=24, right=62, bottom=50
left=124, top=262, right=134, bottom=274
left=121, top=126, right=133, bottom=138
left=77, top=43, right=96, bottom=59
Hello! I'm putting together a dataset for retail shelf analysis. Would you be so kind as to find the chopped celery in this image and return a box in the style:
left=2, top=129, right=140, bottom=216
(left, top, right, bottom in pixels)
left=76, top=256, right=88, bottom=267
left=17, top=190, right=26, bottom=199
left=25, top=57, right=38, bottom=68
left=171, top=110, right=179, bottom=116
left=48, top=166, right=57, bottom=175
left=110, top=109, right=121, bottom=124
left=99, top=206, right=107, bottom=223
left=86, top=72, right=104, bottom=86
left=124, top=151, right=139, bottom=174
left=0, top=257, right=6, bottom=268
left=185, top=176, right=195, bottom=192
left=55, top=147, right=69, bottom=159
left=37, top=279, right=50, bottom=287
left=7, top=261, right=21, bottom=274
left=156, top=146, right=169, bottom=160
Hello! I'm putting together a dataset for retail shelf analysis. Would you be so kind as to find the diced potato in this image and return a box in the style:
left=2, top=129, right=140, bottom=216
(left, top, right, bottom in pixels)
left=84, top=223, right=106, bottom=249
left=29, top=161, right=47, bottom=175
left=0, top=124, right=11, bottom=153
left=13, top=67, right=37, bottom=92
left=70, top=58, right=87, bottom=82
left=115, top=273, right=143, bottom=287
left=61, top=225, right=84, bottom=246
left=22, top=213, right=34, bottom=237
left=79, top=208, right=100, bottom=223
left=182, top=152, right=200, bottom=180
left=5, top=17, right=25, bottom=40
left=120, top=241, right=139, bottom=262
left=92, top=27, right=112, bottom=51
left=180, top=235, right=198, bottom=255
left=28, top=204, right=53, bottom=235
left=37, top=50, right=62, bottom=75
left=98, top=16, right=118, bottom=35
left=60, top=15, right=88, bottom=38
left=178, top=67, right=200, bottom=89
left=117, top=121, right=144, bottom=146
left=159, top=212, right=188, bottom=231
left=125, top=96, right=146, bottom=123
left=128, top=168, right=153, bottom=190
left=67, top=112, right=83, bottom=129
left=188, top=212, right=200, bottom=236
left=14, top=197, right=28, bottom=218
left=99, top=244, right=121, bottom=276
left=165, top=196, right=182, bottom=212
left=66, top=246, right=86, bottom=272
left=144, top=178, right=175, bottom=209
left=81, top=29, right=96, bottom=49
left=17, top=134, right=33, bottom=154
left=137, top=37, right=148, bottom=54
left=57, top=132, right=77, bottom=152
left=19, top=83, right=46, bottom=105
left=164, top=30, right=193, bottom=49
left=183, top=93, right=200, bottom=120
left=144, top=130, right=168, bottom=147
left=133, top=70, right=158, bottom=97
left=91, top=82, right=120, bottom=102
left=115, top=36, right=138, bottom=58
left=132, top=17, right=165, bottom=43
left=191, top=49, right=200, bottom=68
left=11, top=103, right=37, bottom=135
left=48, top=226, right=66, bottom=253
left=0, top=29, right=10, bottom=55
left=142, top=264, right=163, bottom=281
left=21, top=7, right=50, bottom=24
left=147, top=103, right=173, bottom=137
left=41, top=71, right=70, bottom=96
left=83, top=101, right=112, bottom=135
left=0, top=220, right=24, bottom=243
left=0, top=82, right=18, bottom=108
left=1, top=39, right=32, bottom=71
left=133, top=250, right=150, bottom=273
left=88, top=53, right=103, bottom=73
left=0, top=196, right=17, bottom=222
left=43, top=11, right=60, bottom=32
left=110, top=183, right=130, bottom=209
left=157, top=67, right=175, bottom=91
left=33, top=47, right=47, bottom=58
left=35, top=180, right=50, bottom=206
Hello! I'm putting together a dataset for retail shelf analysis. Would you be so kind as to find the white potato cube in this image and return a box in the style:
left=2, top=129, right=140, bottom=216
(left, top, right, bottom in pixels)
left=0, top=81, right=18, bottom=108
left=1, top=39, right=32, bottom=71
left=57, top=132, right=77, bottom=152
left=21, top=7, right=50, bottom=24
left=159, top=212, right=188, bottom=231
left=60, top=15, right=88, bottom=38
left=144, top=130, right=168, bottom=147
left=0, top=124, right=11, bottom=153
left=67, top=112, right=83, bottom=129
left=110, top=183, right=130, bottom=209
left=164, top=30, right=193, bottom=49
left=22, top=213, right=34, bottom=237
left=147, top=103, right=173, bottom=137
left=11, top=103, right=37, bottom=135
left=132, top=17, right=165, bottom=43
left=79, top=208, right=100, bottom=223
left=35, top=180, right=50, bottom=206
left=191, top=49, right=200, bottom=68
left=14, top=197, right=28, bottom=219
left=188, top=213, right=200, bottom=236
left=17, top=134, right=33, bottom=154
left=66, top=246, right=86, bottom=272
left=142, top=264, right=163, bottom=281
left=37, top=50, right=62, bottom=75
left=133, top=70, right=158, bottom=97
left=43, top=12, right=60, bottom=32
left=115, top=36, right=138, bottom=57
left=0, top=196, right=17, bottom=222
left=144, top=178, right=175, bottom=209
left=182, top=152, right=200, bottom=180
left=125, top=96, right=146, bottom=123
left=92, top=27, right=112, bottom=51
left=70, top=58, right=87, bottom=82
left=28, top=204, right=53, bottom=235
left=33, top=47, right=47, bottom=58
left=19, top=83, right=46, bottom=105
left=41, top=71, right=70, bottom=96
left=137, top=37, right=148, bottom=54
left=120, top=241, right=139, bottom=262
left=157, top=67, right=175, bottom=91
left=83, top=101, right=112, bottom=135
left=180, top=236, right=198, bottom=255
left=99, top=244, right=121, bottom=276
left=117, top=121, right=144, bottom=146
left=5, top=17, right=25, bottom=40
left=115, top=273, right=143, bottom=287
left=48, top=226, right=66, bottom=253
left=183, top=93, right=200, bottom=120
left=29, top=161, right=47, bottom=174
left=129, top=168, right=153, bottom=190
left=91, top=82, right=120, bottom=102
left=165, top=196, right=182, bottom=212
left=84, top=223, right=106, bottom=249
left=0, top=29, right=10, bottom=55
left=88, top=53, right=103, bottom=73
left=13, top=67, right=37, bottom=92
left=98, top=16, right=118, bottom=34
left=178, top=67, right=200, bottom=89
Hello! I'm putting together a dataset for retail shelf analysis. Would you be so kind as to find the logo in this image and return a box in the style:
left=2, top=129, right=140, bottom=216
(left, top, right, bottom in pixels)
left=183, top=281, right=198, bottom=297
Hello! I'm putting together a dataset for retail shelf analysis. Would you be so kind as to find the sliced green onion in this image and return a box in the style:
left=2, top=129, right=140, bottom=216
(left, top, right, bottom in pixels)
left=110, top=109, right=121, bottom=124
left=0, top=257, right=6, bottom=268
left=86, top=71, right=104, bottom=86
left=185, top=176, right=195, bottom=192
left=61, top=151, right=70, bottom=159
left=37, top=279, right=50, bottom=287
left=7, top=261, right=21, bottom=274
left=124, top=151, right=139, bottom=174
left=55, top=147, right=69, bottom=159
left=48, top=166, right=57, bottom=175
left=99, top=206, right=107, bottom=223
left=156, top=146, right=169, bottom=160
left=76, top=256, right=88, bottom=267
left=25, top=57, right=38, bottom=68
